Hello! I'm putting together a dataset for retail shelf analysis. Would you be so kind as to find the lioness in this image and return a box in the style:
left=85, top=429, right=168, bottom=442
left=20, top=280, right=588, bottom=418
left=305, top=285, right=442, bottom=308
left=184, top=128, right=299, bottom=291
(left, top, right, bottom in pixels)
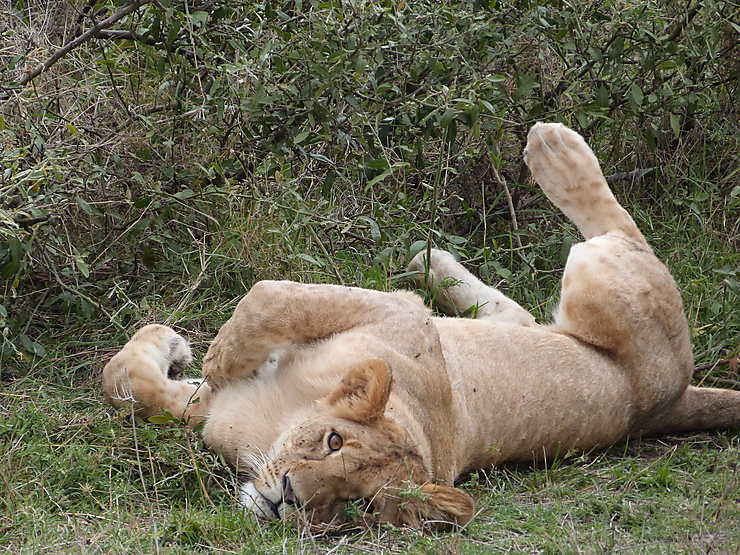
left=103, top=123, right=739, bottom=528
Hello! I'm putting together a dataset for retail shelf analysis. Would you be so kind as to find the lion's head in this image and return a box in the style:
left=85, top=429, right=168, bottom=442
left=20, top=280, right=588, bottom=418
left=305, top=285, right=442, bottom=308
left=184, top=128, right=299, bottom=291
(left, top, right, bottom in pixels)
left=239, top=359, right=474, bottom=529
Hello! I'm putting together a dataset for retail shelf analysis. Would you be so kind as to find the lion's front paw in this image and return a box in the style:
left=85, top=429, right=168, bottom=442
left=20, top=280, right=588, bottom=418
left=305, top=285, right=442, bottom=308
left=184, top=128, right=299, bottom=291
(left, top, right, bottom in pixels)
left=102, top=325, right=192, bottom=408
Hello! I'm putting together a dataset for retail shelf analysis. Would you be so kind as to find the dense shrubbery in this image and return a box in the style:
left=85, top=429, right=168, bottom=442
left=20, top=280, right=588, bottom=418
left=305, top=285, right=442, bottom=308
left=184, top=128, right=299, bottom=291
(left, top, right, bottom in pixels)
left=0, top=0, right=737, bottom=368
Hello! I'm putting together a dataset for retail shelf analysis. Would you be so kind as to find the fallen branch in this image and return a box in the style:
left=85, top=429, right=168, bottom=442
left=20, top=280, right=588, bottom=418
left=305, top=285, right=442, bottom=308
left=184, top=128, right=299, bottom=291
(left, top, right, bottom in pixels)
left=16, top=0, right=151, bottom=88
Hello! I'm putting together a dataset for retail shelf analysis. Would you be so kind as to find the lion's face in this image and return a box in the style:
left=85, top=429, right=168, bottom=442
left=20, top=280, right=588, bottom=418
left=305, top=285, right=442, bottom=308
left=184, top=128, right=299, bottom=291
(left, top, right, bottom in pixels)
left=239, top=359, right=474, bottom=528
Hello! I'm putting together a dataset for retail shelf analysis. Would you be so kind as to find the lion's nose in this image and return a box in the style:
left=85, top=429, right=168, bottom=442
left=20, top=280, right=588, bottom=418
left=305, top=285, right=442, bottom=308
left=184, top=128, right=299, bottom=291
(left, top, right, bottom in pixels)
left=282, top=473, right=296, bottom=506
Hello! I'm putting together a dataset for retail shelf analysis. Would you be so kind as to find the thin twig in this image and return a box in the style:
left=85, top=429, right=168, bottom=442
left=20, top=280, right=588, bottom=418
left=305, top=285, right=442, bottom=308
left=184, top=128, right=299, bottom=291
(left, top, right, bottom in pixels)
left=605, top=167, right=656, bottom=185
left=92, top=29, right=196, bottom=60
left=693, top=357, right=737, bottom=375
left=15, top=0, right=151, bottom=88
left=488, top=152, right=522, bottom=249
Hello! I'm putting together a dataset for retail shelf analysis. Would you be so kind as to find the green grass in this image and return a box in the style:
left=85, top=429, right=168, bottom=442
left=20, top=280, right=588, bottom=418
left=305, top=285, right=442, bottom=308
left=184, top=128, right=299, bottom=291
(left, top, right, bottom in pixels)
left=2, top=373, right=738, bottom=552
left=2, top=185, right=737, bottom=552
left=2, top=167, right=738, bottom=553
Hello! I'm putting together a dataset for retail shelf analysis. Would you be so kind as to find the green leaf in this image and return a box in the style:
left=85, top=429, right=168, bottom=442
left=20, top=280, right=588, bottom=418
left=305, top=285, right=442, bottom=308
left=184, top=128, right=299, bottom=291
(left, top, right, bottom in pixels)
left=365, top=162, right=409, bottom=189
left=445, top=234, right=467, bottom=245
left=190, top=11, right=209, bottom=26
left=409, top=241, right=428, bottom=260
left=692, top=190, right=709, bottom=202
left=575, top=110, right=589, bottom=128
left=296, top=253, right=324, bottom=267
left=712, top=265, right=736, bottom=277
left=309, top=153, right=333, bottom=164
left=75, top=195, right=93, bottom=215
left=293, top=130, right=310, bottom=145
left=19, top=334, right=46, bottom=357
left=656, top=60, right=678, bottom=70
left=358, top=216, right=381, bottom=242
left=76, top=258, right=90, bottom=278
left=0, top=303, right=7, bottom=318
left=364, top=158, right=390, bottom=171
left=480, top=99, right=495, bottom=113
left=630, top=83, right=644, bottom=106
left=148, top=413, right=179, bottom=425
left=491, top=260, right=512, bottom=280
left=174, top=189, right=195, bottom=200
left=514, top=73, right=538, bottom=99
left=670, top=113, right=680, bottom=139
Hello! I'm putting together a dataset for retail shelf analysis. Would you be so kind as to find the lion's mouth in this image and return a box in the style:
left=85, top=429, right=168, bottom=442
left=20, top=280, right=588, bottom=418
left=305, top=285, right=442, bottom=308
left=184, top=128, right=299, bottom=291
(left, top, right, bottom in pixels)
left=239, top=476, right=301, bottom=520
left=282, top=473, right=298, bottom=507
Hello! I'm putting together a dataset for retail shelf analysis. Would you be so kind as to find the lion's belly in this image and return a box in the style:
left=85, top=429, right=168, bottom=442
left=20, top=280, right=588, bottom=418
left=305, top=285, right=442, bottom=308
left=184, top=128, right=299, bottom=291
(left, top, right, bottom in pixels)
left=434, top=318, right=633, bottom=473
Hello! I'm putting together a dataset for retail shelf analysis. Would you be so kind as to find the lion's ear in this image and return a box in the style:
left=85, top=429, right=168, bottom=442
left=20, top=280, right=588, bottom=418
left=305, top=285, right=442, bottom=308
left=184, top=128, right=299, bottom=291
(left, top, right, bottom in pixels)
left=394, top=484, right=475, bottom=530
left=322, top=359, right=392, bottom=423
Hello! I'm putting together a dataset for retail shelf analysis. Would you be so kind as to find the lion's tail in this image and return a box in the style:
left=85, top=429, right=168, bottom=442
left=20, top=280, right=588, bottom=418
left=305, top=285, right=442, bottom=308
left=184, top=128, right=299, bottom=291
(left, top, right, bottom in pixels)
left=632, top=385, right=740, bottom=436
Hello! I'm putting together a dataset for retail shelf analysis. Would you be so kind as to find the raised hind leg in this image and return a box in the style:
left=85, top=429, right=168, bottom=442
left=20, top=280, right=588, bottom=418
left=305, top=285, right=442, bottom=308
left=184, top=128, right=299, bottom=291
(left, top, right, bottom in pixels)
left=103, top=324, right=213, bottom=427
left=407, top=248, right=536, bottom=327
left=524, top=122, right=646, bottom=245
left=525, top=123, right=693, bottom=419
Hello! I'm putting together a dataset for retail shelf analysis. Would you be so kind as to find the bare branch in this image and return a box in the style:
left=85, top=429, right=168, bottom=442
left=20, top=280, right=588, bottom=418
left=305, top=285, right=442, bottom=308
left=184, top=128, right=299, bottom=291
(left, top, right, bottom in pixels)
left=16, top=0, right=152, bottom=88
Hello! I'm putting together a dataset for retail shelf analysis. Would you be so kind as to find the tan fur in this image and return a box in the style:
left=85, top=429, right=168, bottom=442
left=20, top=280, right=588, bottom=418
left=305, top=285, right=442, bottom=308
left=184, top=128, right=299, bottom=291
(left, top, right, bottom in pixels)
left=102, top=123, right=739, bottom=529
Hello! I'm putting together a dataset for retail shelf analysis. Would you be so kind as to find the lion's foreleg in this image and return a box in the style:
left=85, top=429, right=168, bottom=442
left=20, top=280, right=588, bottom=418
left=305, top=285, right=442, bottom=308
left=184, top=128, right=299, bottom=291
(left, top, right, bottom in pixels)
left=103, top=325, right=213, bottom=427
left=202, top=281, right=434, bottom=387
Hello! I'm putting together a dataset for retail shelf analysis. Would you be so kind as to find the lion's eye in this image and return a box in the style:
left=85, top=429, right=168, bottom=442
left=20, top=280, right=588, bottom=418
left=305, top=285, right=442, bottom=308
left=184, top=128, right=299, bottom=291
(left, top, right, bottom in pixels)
left=327, top=432, right=343, bottom=451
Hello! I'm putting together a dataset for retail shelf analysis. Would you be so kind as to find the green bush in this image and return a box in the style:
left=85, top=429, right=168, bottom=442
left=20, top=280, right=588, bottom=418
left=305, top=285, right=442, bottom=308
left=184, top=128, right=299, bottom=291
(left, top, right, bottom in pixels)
left=0, top=0, right=737, bottom=370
